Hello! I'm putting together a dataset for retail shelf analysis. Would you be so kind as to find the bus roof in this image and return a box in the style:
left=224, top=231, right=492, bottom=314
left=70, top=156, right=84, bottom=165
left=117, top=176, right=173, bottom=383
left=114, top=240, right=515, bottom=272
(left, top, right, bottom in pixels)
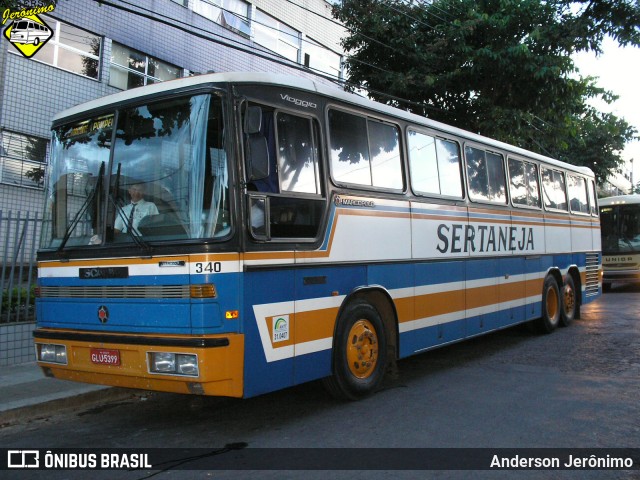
left=53, top=71, right=594, bottom=177
left=598, top=194, right=640, bottom=207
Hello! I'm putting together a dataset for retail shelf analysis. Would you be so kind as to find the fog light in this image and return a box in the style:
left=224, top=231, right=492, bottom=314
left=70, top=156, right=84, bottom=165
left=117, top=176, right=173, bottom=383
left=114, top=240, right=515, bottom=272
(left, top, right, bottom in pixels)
left=149, top=352, right=199, bottom=376
left=37, top=344, right=67, bottom=364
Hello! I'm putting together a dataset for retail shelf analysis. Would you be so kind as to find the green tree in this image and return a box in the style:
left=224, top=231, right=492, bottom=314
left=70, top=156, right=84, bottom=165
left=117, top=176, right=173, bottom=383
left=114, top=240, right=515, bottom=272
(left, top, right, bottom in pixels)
left=0, top=0, right=56, bottom=12
left=332, top=0, right=638, bottom=184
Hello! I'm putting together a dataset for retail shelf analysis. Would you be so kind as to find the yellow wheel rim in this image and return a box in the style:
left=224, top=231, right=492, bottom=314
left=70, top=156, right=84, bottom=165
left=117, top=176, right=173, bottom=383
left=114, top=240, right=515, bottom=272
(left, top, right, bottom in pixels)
left=563, top=283, right=575, bottom=316
left=546, top=285, right=559, bottom=319
left=346, top=319, right=379, bottom=379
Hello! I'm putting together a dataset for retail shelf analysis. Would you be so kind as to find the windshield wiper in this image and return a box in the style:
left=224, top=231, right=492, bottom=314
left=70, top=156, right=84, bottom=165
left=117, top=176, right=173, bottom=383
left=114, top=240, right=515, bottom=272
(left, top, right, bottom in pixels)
left=56, top=161, right=105, bottom=256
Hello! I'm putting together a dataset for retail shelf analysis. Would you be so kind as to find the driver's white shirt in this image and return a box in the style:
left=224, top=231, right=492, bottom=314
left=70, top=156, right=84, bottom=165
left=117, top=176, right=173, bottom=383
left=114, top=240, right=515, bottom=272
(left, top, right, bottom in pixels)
left=115, top=199, right=159, bottom=234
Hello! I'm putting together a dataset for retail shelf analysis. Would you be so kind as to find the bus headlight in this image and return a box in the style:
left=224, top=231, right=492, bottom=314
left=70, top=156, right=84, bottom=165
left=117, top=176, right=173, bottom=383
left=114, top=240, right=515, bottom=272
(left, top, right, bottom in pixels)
left=176, top=354, right=198, bottom=376
left=149, top=352, right=199, bottom=377
left=151, top=352, right=175, bottom=373
left=36, top=343, right=67, bottom=364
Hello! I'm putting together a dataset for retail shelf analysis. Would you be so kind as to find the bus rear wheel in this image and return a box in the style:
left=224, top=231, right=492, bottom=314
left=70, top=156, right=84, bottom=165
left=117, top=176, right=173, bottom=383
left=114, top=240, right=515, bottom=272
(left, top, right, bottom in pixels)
left=537, top=275, right=561, bottom=334
left=560, top=275, right=577, bottom=327
left=322, top=300, right=387, bottom=400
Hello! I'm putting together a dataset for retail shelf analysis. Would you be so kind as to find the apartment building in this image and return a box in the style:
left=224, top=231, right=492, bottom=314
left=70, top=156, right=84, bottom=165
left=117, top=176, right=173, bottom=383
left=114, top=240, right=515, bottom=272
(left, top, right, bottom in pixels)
left=0, top=0, right=345, bottom=218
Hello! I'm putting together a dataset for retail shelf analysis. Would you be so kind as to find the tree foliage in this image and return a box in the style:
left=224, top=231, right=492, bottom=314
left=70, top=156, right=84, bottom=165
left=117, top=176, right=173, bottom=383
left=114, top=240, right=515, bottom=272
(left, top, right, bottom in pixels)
left=0, top=0, right=55, bottom=13
left=332, top=0, right=639, bottom=184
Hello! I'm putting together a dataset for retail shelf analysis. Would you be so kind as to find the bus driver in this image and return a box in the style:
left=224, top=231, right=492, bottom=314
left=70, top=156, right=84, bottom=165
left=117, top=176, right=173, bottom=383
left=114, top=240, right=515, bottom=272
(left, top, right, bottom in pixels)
left=115, top=183, right=159, bottom=235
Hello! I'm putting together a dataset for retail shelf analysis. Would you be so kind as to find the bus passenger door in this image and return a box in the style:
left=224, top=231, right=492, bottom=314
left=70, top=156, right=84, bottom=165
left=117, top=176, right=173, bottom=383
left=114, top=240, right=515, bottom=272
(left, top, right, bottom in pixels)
left=243, top=264, right=296, bottom=398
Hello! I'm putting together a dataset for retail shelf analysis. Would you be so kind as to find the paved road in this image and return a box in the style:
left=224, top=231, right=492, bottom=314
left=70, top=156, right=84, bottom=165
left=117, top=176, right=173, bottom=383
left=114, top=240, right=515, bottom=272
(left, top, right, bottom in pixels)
left=2, top=285, right=639, bottom=479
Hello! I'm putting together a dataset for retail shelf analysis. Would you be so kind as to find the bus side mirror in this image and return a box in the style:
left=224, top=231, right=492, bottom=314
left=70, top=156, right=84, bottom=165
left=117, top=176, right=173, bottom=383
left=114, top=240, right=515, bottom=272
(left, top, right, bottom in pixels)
left=244, top=106, right=269, bottom=181
left=244, top=106, right=262, bottom=134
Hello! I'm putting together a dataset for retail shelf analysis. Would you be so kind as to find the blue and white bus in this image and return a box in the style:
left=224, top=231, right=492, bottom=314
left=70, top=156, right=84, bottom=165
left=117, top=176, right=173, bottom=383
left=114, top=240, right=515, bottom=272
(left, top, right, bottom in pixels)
left=34, top=73, right=602, bottom=400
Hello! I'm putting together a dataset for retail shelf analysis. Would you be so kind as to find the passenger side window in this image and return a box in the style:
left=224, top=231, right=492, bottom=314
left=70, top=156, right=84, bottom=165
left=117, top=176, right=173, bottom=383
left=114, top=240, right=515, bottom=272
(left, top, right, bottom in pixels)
left=408, top=130, right=463, bottom=198
left=244, top=105, right=324, bottom=241
left=541, top=167, right=568, bottom=211
left=465, top=145, right=507, bottom=204
left=328, top=109, right=403, bottom=190
left=508, top=157, right=540, bottom=208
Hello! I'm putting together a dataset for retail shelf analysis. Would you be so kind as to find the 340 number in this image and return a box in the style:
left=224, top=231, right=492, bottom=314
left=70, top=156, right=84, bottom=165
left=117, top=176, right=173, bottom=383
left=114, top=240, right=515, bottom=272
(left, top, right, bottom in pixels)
left=194, top=262, right=222, bottom=273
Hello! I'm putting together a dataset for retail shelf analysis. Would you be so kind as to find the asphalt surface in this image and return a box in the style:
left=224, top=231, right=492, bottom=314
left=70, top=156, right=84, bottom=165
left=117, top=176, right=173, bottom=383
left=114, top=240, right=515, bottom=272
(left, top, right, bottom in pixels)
left=0, top=284, right=638, bottom=480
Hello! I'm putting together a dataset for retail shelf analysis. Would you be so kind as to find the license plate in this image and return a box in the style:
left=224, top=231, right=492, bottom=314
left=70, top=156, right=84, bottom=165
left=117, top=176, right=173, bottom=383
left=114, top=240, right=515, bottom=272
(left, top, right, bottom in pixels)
left=90, top=348, right=121, bottom=366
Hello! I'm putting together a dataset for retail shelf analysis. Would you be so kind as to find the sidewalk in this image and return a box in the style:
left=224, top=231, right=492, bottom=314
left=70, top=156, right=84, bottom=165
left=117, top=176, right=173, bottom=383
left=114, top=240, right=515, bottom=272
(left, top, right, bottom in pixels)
left=0, top=362, right=136, bottom=426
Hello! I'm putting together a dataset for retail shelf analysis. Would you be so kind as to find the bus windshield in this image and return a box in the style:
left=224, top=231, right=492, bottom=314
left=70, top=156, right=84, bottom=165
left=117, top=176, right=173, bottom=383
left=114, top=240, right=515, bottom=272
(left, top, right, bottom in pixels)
left=41, top=93, right=229, bottom=249
left=600, top=203, right=640, bottom=254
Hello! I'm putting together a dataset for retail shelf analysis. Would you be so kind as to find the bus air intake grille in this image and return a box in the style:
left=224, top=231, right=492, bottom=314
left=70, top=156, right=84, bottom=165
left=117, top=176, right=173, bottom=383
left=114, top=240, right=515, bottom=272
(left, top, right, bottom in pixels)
left=38, top=285, right=191, bottom=299
left=584, top=253, right=600, bottom=297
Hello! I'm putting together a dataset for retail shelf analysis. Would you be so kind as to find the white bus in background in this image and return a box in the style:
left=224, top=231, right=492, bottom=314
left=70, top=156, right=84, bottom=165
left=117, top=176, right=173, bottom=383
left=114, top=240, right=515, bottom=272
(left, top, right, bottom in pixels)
left=599, top=195, right=640, bottom=291
left=10, top=19, right=52, bottom=45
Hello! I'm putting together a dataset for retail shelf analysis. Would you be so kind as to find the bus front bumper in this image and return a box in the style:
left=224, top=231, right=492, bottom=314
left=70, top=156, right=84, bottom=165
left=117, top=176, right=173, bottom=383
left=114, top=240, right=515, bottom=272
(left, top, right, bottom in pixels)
left=33, top=329, right=244, bottom=398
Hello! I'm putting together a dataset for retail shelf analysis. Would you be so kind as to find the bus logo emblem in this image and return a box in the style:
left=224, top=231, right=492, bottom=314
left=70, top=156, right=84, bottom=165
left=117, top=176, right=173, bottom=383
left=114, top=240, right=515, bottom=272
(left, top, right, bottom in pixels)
left=2, top=10, right=54, bottom=59
left=272, top=315, right=289, bottom=343
left=97, top=306, right=109, bottom=324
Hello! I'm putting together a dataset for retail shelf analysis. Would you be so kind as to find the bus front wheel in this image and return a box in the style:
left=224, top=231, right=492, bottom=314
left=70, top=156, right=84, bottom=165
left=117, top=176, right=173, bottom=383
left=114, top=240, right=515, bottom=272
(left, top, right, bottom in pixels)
left=323, top=300, right=388, bottom=401
left=537, top=275, right=561, bottom=334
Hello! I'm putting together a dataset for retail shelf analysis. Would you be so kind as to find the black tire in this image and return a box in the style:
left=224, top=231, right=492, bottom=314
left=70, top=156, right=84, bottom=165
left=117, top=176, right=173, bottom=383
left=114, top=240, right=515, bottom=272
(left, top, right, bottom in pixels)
left=322, top=300, right=387, bottom=400
left=537, top=275, right=561, bottom=334
left=559, top=275, right=577, bottom=327
left=603, top=282, right=611, bottom=293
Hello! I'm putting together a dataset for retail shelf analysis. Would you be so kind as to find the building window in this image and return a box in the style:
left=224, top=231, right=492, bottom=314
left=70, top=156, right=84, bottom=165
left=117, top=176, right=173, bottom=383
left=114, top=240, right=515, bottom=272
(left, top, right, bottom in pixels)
left=253, top=9, right=300, bottom=63
left=193, top=0, right=251, bottom=37
left=304, top=37, right=342, bottom=78
left=0, top=130, right=48, bottom=189
left=27, top=16, right=101, bottom=79
left=109, top=42, right=181, bottom=90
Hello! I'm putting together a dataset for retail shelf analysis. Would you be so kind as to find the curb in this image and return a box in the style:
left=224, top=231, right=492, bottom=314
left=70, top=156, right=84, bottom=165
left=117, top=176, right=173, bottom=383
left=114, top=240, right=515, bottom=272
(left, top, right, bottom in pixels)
left=0, top=388, right=143, bottom=427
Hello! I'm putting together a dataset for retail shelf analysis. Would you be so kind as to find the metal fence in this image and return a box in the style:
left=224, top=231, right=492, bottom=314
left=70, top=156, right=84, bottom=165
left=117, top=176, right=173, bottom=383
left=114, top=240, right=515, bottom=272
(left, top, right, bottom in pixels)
left=1, top=210, right=41, bottom=324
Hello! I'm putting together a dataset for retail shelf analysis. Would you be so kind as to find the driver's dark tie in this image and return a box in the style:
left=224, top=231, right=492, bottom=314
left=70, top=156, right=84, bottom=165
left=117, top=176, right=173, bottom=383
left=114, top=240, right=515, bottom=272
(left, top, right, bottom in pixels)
left=127, top=204, right=136, bottom=232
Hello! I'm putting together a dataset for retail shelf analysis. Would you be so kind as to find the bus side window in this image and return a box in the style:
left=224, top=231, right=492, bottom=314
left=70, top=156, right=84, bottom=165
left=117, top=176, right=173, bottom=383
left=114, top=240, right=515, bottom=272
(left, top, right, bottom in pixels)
left=541, top=167, right=568, bottom=211
left=465, top=145, right=507, bottom=204
left=567, top=175, right=589, bottom=214
left=508, top=157, right=540, bottom=208
left=408, top=130, right=463, bottom=198
left=588, top=180, right=598, bottom=216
